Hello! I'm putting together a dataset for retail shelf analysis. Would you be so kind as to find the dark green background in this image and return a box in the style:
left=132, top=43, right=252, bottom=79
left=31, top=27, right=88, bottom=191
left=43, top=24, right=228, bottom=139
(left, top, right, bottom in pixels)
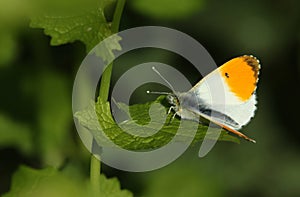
left=1, top=0, right=299, bottom=196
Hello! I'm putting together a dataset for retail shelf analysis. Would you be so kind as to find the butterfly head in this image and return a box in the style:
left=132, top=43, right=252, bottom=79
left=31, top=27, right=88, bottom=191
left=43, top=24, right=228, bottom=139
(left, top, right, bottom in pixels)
left=166, top=94, right=180, bottom=107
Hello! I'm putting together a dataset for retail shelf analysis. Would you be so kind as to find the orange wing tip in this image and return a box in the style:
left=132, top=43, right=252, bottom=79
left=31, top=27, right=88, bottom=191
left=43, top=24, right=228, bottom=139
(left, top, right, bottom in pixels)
left=242, top=54, right=261, bottom=91
left=220, top=55, right=261, bottom=101
left=243, top=54, right=261, bottom=70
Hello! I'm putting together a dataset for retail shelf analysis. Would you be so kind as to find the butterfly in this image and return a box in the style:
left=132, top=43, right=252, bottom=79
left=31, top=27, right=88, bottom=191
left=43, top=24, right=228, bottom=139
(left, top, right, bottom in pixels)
left=148, top=55, right=260, bottom=143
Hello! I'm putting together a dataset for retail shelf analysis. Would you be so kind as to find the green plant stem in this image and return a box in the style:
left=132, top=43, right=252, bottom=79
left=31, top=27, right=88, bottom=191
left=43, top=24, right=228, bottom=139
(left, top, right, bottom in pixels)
left=99, top=63, right=113, bottom=101
left=111, top=0, right=126, bottom=33
left=90, top=154, right=101, bottom=195
left=90, top=0, right=126, bottom=193
left=99, top=0, right=126, bottom=100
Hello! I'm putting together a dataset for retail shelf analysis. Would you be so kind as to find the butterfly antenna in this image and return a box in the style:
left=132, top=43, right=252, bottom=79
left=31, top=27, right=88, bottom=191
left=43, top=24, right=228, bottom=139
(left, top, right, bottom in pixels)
left=151, top=66, right=176, bottom=93
left=146, top=90, right=170, bottom=95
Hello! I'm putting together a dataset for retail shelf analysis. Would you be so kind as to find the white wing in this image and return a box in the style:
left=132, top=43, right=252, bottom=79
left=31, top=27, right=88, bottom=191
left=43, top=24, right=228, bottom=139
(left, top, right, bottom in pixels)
left=185, top=69, right=257, bottom=130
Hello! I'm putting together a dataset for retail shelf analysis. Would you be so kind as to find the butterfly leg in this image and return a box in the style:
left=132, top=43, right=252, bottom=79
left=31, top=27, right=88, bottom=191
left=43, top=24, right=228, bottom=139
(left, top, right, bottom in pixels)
left=170, top=112, right=177, bottom=122
left=166, top=106, right=177, bottom=125
left=166, top=112, right=178, bottom=125
left=168, top=106, right=175, bottom=114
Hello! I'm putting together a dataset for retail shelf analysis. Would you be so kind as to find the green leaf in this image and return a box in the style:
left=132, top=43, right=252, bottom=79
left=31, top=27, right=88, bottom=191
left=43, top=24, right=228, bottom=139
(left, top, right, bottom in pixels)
left=30, top=0, right=121, bottom=57
left=130, top=0, right=205, bottom=20
left=0, top=114, right=33, bottom=155
left=4, top=165, right=132, bottom=197
left=99, top=174, right=133, bottom=197
left=3, top=166, right=89, bottom=197
left=75, top=96, right=239, bottom=151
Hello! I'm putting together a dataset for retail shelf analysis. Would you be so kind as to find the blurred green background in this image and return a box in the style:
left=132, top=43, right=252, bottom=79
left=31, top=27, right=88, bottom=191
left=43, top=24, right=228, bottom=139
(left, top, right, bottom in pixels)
left=1, top=0, right=300, bottom=196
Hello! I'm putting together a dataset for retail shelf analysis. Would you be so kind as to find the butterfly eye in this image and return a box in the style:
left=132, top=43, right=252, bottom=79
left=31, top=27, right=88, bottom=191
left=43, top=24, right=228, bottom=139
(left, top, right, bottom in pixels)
left=167, top=94, right=177, bottom=105
left=225, top=72, right=229, bottom=78
left=167, top=95, right=173, bottom=103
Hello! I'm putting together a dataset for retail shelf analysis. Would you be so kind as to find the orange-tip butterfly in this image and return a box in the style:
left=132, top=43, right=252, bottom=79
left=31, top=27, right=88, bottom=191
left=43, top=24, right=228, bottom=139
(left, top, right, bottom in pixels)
left=148, top=55, right=260, bottom=143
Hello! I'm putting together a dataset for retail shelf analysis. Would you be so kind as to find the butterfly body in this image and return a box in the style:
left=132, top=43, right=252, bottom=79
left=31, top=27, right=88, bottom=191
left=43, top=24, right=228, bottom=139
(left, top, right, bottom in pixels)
left=166, top=55, right=260, bottom=143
